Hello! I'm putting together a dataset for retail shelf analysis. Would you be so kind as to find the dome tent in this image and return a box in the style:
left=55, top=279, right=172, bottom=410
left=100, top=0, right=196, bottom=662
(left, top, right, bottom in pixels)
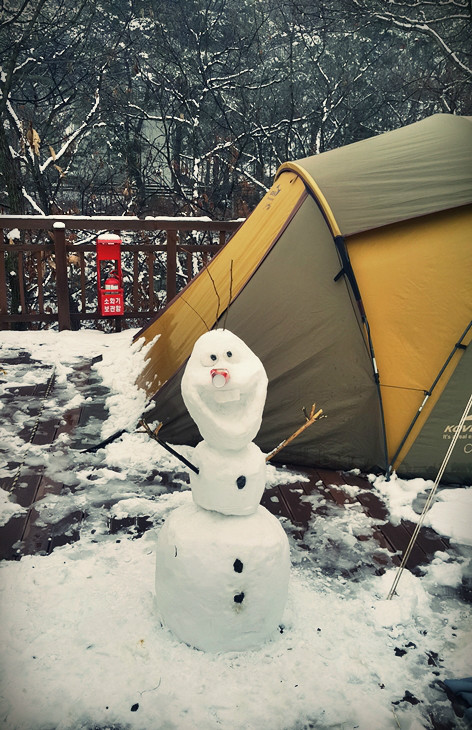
left=134, top=114, right=472, bottom=484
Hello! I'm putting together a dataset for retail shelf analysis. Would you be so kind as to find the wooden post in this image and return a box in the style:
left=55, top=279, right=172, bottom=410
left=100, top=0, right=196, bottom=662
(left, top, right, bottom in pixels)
left=166, top=229, right=177, bottom=303
left=0, top=228, right=9, bottom=329
left=53, top=222, right=71, bottom=331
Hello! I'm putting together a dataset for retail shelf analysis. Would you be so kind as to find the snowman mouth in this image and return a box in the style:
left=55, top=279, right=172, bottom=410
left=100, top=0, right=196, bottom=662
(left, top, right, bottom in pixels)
left=213, top=388, right=241, bottom=403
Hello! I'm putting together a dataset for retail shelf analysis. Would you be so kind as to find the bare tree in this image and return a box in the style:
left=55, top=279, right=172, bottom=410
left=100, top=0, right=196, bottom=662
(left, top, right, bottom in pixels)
left=0, top=0, right=135, bottom=214
left=1, top=0, right=470, bottom=218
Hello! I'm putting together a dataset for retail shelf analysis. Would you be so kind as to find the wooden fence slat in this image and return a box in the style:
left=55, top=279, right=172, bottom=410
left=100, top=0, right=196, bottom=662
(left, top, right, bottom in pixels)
left=166, top=229, right=177, bottom=303
left=17, top=249, right=27, bottom=315
left=79, top=251, right=87, bottom=312
left=53, top=223, right=71, bottom=331
left=133, top=250, right=139, bottom=311
left=147, top=250, right=154, bottom=311
left=36, top=251, right=44, bottom=313
left=186, top=251, right=193, bottom=283
left=0, top=229, right=8, bottom=328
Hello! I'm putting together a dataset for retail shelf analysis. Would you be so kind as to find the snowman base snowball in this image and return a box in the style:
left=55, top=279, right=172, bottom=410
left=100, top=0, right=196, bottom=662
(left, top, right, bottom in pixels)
left=155, top=501, right=290, bottom=652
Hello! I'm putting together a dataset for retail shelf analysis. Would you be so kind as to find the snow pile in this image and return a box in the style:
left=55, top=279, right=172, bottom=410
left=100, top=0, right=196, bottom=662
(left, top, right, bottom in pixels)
left=372, top=472, right=472, bottom=547
left=0, top=488, right=26, bottom=527
left=94, top=331, right=158, bottom=439
left=0, top=329, right=471, bottom=729
left=424, top=489, right=472, bottom=547
left=371, top=473, right=434, bottom=525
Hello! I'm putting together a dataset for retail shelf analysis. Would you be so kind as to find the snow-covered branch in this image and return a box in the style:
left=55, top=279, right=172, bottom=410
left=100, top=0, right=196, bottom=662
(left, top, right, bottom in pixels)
left=378, top=12, right=472, bottom=76
left=350, top=0, right=472, bottom=77
left=39, top=88, right=101, bottom=173
left=21, top=187, right=45, bottom=215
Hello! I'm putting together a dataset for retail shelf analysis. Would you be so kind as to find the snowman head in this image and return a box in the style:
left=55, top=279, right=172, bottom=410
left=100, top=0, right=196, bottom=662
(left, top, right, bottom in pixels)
left=181, top=329, right=268, bottom=451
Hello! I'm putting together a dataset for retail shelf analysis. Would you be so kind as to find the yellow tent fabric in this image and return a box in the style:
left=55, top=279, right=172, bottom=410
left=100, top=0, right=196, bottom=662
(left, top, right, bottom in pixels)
left=135, top=172, right=306, bottom=397
left=346, top=205, right=472, bottom=465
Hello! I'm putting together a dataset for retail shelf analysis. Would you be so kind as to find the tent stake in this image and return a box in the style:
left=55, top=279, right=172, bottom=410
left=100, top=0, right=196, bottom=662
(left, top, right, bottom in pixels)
left=386, top=393, right=472, bottom=600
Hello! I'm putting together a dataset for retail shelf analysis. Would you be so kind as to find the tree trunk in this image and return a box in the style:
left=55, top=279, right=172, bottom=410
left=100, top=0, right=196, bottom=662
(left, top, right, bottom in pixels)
left=0, top=122, right=27, bottom=328
left=0, top=123, right=25, bottom=215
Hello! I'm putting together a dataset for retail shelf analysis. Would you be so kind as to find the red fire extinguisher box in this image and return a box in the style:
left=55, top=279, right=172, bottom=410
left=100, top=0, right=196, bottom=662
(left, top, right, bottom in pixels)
left=96, top=234, right=124, bottom=316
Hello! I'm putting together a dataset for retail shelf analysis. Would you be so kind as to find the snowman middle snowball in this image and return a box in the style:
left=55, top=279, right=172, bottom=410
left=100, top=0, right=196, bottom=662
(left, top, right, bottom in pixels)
left=181, top=329, right=268, bottom=515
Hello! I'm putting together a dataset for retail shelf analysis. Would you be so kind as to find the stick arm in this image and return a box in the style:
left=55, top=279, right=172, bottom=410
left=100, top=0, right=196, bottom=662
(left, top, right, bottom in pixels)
left=265, top=404, right=324, bottom=462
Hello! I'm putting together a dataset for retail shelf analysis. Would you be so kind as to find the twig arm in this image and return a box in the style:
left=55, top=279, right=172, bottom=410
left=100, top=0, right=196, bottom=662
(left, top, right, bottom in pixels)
left=265, top=404, right=324, bottom=462
left=139, top=418, right=200, bottom=474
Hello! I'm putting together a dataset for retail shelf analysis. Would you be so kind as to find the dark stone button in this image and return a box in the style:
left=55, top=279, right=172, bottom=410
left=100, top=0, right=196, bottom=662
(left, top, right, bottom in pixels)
left=233, top=559, right=243, bottom=573
left=233, top=592, right=245, bottom=604
left=236, top=475, right=246, bottom=489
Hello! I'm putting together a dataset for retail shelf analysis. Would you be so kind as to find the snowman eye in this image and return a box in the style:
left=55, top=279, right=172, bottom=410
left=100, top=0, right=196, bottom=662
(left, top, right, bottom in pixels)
left=225, top=348, right=240, bottom=362
left=200, top=353, right=218, bottom=366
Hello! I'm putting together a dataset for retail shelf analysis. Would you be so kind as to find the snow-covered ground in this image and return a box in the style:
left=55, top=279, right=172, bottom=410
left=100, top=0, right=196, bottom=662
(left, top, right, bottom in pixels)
left=1, top=329, right=471, bottom=730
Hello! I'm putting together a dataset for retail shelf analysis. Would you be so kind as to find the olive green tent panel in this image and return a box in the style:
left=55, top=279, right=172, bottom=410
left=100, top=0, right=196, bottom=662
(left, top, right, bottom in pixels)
left=398, top=345, right=472, bottom=483
left=277, top=114, right=472, bottom=236
left=151, top=194, right=386, bottom=471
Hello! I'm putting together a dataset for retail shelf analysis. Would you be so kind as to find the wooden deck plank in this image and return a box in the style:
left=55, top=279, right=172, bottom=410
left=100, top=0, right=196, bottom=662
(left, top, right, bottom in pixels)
left=0, top=516, right=27, bottom=560
left=278, top=484, right=313, bottom=527
left=302, top=466, right=451, bottom=569
left=32, top=420, right=60, bottom=445
left=1, top=470, right=42, bottom=508
left=260, top=486, right=289, bottom=520
left=1, top=352, right=39, bottom=366
left=404, top=521, right=449, bottom=554
left=1, top=352, right=86, bottom=558
left=20, top=406, right=85, bottom=555
left=4, top=384, right=37, bottom=397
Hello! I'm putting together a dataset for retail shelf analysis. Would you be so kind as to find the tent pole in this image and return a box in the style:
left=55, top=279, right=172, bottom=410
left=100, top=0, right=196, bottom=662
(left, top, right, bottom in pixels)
left=332, top=233, right=390, bottom=477
left=386, top=392, right=472, bottom=600
left=362, top=314, right=390, bottom=478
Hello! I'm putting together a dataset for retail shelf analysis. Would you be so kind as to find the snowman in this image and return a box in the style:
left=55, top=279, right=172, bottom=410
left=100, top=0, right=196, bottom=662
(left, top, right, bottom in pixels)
left=155, top=329, right=290, bottom=652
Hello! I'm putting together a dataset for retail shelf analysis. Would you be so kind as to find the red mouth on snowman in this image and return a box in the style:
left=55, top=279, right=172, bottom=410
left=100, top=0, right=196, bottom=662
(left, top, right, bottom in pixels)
left=210, top=368, right=240, bottom=402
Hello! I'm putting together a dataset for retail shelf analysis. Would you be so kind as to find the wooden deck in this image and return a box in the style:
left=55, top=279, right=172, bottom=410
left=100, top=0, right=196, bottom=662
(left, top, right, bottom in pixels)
left=0, top=353, right=459, bottom=592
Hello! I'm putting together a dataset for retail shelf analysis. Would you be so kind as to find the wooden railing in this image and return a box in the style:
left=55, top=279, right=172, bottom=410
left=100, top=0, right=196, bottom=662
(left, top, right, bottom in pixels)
left=0, top=215, right=243, bottom=330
